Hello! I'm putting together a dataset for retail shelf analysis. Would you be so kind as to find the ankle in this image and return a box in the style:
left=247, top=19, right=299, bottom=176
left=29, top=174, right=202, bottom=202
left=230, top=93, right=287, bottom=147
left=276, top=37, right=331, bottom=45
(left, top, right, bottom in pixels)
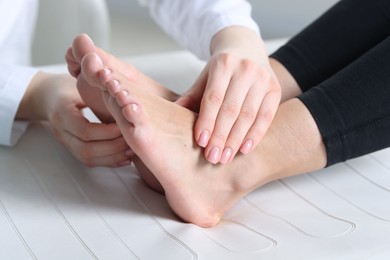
left=255, top=99, right=327, bottom=181
left=269, top=58, right=302, bottom=102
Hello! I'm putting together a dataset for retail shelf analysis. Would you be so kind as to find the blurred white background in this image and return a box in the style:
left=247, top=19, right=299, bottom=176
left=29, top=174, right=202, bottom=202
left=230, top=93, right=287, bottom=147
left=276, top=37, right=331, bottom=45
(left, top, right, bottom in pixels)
left=32, top=0, right=339, bottom=65
left=107, top=0, right=339, bottom=57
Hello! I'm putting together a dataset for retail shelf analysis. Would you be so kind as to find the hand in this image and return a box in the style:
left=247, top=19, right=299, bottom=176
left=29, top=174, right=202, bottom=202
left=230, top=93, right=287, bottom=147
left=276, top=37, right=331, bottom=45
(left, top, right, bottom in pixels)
left=18, top=72, right=133, bottom=167
left=176, top=26, right=281, bottom=164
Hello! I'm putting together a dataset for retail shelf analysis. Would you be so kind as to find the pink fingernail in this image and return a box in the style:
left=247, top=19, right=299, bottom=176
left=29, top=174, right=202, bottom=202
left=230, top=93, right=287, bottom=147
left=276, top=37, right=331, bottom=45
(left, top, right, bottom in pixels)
left=241, top=139, right=253, bottom=154
left=220, top=147, right=232, bottom=164
left=198, top=130, right=209, bottom=147
left=207, top=147, right=220, bottom=164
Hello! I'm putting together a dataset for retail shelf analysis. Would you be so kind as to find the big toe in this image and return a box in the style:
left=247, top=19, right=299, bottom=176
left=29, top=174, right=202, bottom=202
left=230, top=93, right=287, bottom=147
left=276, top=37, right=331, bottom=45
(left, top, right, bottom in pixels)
left=80, top=53, right=106, bottom=89
left=72, top=33, right=96, bottom=62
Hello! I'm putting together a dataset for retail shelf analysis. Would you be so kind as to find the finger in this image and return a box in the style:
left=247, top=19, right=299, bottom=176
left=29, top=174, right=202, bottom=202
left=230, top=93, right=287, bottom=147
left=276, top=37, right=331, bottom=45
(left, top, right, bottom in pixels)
left=195, top=63, right=232, bottom=149
left=57, top=127, right=132, bottom=167
left=59, top=108, right=122, bottom=142
left=204, top=70, right=254, bottom=164
left=220, top=80, right=266, bottom=164
left=239, top=89, right=281, bottom=156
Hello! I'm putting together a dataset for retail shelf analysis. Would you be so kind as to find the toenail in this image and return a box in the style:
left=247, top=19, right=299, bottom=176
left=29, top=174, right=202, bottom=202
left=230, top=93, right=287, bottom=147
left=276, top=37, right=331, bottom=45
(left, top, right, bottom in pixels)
left=207, top=147, right=220, bottom=164
left=112, top=80, right=119, bottom=86
left=240, top=139, right=253, bottom=154
left=107, top=80, right=119, bottom=95
left=130, top=103, right=138, bottom=111
left=103, top=68, right=111, bottom=75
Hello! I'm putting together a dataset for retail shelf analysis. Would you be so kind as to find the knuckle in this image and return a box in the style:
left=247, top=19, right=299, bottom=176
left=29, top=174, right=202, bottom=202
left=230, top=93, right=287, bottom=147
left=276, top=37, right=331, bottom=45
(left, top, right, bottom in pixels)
left=259, top=109, right=274, bottom=124
left=204, top=90, right=223, bottom=106
left=239, top=106, right=257, bottom=121
left=241, top=59, right=257, bottom=74
left=221, top=101, right=240, bottom=118
left=216, top=52, right=235, bottom=66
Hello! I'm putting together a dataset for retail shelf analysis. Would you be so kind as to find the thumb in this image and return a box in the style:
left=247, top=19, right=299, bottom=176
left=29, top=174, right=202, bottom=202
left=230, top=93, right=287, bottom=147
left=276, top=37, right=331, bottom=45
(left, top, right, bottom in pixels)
left=175, top=66, right=209, bottom=112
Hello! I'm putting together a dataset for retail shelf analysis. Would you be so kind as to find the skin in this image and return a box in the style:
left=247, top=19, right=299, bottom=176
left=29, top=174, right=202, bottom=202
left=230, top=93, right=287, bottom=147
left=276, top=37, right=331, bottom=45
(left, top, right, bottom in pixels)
left=65, top=34, right=180, bottom=123
left=176, top=26, right=282, bottom=164
left=72, top=51, right=327, bottom=227
left=16, top=72, right=131, bottom=167
left=65, top=33, right=299, bottom=189
left=68, top=27, right=282, bottom=166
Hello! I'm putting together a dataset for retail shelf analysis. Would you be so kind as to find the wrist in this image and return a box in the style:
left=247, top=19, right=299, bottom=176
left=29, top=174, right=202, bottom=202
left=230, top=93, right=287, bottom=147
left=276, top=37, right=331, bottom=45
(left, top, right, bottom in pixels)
left=17, top=72, right=71, bottom=121
left=210, top=26, right=267, bottom=60
left=16, top=71, right=48, bottom=120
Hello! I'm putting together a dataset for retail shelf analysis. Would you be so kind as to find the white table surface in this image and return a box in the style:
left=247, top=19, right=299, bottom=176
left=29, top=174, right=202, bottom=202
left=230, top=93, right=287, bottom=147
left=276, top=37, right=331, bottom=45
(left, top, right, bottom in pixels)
left=1, top=40, right=390, bottom=260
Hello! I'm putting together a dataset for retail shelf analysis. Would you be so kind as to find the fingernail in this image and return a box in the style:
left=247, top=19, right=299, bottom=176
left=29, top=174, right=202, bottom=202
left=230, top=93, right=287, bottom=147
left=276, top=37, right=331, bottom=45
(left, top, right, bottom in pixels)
left=220, top=147, right=232, bottom=164
left=125, top=148, right=134, bottom=156
left=240, top=139, right=253, bottom=154
left=198, top=130, right=209, bottom=147
left=207, top=147, right=220, bottom=164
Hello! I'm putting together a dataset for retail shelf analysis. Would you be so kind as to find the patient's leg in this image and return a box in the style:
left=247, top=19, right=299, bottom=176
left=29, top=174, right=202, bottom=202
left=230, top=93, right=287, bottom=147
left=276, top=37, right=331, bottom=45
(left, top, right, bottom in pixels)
left=66, top=33, right=179, bottom=122
left=80, top=52, right=327, bottom=227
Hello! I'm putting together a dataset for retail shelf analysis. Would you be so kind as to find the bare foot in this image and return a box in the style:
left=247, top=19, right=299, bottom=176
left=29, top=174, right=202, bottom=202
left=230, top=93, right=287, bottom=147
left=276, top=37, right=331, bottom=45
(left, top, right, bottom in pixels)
left=78, top=52, right=276, bottom=227
left=66, top=33, right=180, bottom=123
left=66, top=34, right=179, bottom=192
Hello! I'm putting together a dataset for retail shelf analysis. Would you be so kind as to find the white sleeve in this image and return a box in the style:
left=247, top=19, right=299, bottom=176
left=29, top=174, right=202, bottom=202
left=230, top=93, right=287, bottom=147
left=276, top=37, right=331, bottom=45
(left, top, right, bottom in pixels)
left=0, top=0, right=38, bottom=146
left=0, top=64, right=38, bottom=146
left=138, top=0, right=260, bottom=60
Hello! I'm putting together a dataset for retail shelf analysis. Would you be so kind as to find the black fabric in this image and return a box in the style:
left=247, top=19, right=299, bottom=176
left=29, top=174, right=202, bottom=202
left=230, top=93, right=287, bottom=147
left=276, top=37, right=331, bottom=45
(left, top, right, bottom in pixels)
left=270, top=0, right=390, bottom=166
left=271, top=0, right=390, bottom=92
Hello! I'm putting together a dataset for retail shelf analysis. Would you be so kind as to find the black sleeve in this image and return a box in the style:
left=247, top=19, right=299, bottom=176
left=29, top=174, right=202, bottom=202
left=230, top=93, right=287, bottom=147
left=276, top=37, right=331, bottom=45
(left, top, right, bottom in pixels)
left=270, top=0, right=390, bottom=92
left=299, top=37, right=390, bottom=166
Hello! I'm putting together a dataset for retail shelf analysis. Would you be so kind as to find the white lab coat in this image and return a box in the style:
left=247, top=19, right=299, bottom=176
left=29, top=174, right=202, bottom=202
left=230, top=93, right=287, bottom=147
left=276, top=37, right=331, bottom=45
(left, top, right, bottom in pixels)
left=139, top=0, right=260, bottom=60
left=0, top=0, right=38, bottom=146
